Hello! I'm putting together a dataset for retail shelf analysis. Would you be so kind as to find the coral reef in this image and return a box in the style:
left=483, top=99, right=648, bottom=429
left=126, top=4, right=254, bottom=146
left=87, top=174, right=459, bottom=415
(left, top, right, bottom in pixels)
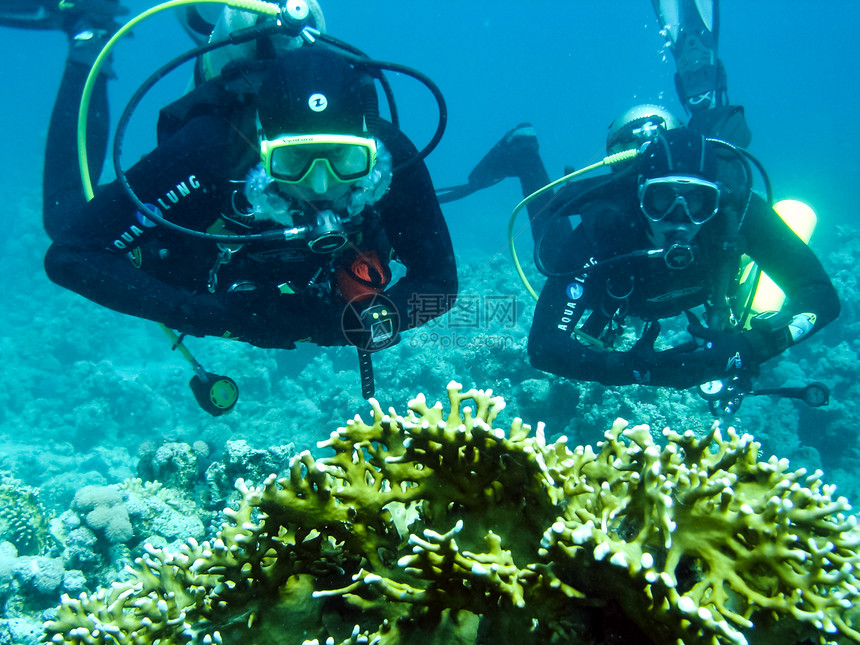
left=0, top=474, right=52, bottom=556
left=43, top=383, right=860, bottom=645
left=199, top=439, right=294, bottom=510
left=71, top=485, right=134, bottom=546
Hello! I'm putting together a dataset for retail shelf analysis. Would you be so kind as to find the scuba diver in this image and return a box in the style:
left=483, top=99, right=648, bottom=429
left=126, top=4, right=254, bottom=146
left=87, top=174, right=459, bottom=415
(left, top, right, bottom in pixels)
left=439, top=0, right=840, bottom=410
left=523, top=126, right=839, bottom=391
left=2, top=0, right=457, bottom=406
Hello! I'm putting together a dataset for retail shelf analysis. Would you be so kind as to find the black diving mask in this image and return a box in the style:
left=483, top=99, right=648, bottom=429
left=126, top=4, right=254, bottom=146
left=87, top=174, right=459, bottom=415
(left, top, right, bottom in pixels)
left=638, top=175, right=720, bottom=224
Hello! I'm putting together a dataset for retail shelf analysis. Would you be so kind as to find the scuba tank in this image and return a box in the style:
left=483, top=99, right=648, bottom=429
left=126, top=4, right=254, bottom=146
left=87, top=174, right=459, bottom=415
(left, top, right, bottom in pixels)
left=733, top=199, right=817, bottom=328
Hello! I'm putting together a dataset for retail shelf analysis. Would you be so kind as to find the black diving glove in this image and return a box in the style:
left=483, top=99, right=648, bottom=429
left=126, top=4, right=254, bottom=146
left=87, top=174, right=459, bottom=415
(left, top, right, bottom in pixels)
left=185, top=287, right=352, bottom=350
left=180, top=288, right=295, bottom=349
left=622, top=320, right=664, bottom=383
left=684, top=312, right=768, bottom=376
left=601, top=321, right=676, bottom=386
left=602, top=318, right=754, bottom=390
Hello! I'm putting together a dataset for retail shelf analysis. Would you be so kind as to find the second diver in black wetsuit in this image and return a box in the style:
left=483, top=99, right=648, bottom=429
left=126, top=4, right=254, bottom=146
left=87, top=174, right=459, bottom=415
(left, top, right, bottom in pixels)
left=444, top=0, right=839, bottom=395
left=524, top=127, right=839, bottom=390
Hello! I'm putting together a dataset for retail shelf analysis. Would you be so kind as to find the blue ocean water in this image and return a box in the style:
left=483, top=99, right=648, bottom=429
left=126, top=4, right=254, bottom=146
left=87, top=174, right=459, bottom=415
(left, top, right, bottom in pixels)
left=3, top=1, right=857, bottom=252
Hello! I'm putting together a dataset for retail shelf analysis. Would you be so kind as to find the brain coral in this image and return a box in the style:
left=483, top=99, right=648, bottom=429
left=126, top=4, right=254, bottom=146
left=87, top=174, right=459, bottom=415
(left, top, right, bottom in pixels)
left=0, top=474, right=52, bottom=556
left=44, top=383, right=860, bottom=645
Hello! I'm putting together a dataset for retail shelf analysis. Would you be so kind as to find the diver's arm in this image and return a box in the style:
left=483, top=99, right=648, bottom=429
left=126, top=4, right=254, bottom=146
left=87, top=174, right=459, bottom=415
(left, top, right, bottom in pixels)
left=529, top=298, right=744, bottom=389
left=741, top=196, right=841, bottom=355
left=526, top=250, right=719, bottom=389
left=43, top=113, right=265, bottom=338
left=527, top=276, right=674, bottom=386
left=45, top=114, right=238, bottom=248
left=45, top=237, right=344, bottom=349
left=527, top=275, right=617, bottom=382
left=377, top=125, right=457, bottom=330
left=638, top=197, right=843, bottom=388
left=42, top=114, right=316, bottom=349
left=526, top=242, right=656, bottom=386
left=44, top=241, right=237, bottom=337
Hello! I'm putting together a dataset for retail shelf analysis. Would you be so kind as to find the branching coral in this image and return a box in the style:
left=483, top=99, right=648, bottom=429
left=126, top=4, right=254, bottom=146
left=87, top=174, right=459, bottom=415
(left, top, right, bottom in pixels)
left=43, top=383, right=860, bottom=645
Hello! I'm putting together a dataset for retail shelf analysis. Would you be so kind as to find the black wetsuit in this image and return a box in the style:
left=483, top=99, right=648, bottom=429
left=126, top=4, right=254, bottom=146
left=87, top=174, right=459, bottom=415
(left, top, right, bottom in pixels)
left=525, top=156, right=840, bottom=390
left=42, top=59, right=457, bottom=349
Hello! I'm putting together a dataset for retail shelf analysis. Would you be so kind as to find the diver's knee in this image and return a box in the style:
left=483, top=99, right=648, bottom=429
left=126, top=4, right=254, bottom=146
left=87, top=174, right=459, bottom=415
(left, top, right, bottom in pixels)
left=44, top=244, right=81, bottom=288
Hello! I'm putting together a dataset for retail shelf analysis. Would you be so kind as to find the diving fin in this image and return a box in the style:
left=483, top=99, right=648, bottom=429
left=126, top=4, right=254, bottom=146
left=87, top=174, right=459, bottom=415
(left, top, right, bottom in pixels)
left=467, top=123, right=539, bottom=190
left=653, top=0, right=725, bottom=111
left=0, top=0, right=127, bottom=32
left=652, top=0, right=717, bottom=48
left=0, top=1, right=65, bottom=30
left=435, top=183, right=480, bottom=204
left=435, top=124, right=539, bottom=203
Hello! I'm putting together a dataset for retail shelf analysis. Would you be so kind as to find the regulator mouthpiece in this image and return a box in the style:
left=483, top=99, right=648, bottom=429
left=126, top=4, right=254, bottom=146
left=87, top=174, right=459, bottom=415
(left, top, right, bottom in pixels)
left=281, top=0, right=309, bottom=22
left=307, top=210, right=349, bottom=254
left=279, top=0, right=316, bottom=40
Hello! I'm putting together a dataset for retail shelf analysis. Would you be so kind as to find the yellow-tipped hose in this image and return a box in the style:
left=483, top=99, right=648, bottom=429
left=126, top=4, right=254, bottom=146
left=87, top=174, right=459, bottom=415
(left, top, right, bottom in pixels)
left=78, top=0, right=281, bottom=199
left=508, top=148, right=638, bottom=300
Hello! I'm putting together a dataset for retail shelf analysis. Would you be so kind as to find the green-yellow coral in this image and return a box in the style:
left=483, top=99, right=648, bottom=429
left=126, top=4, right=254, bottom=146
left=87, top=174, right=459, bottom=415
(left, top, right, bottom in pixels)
left=44, top=383, right=860, bottom=645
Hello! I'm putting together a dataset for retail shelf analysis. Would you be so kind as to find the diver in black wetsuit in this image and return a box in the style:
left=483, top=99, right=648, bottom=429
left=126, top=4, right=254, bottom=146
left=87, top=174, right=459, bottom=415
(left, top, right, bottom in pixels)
left=4, top=1, right=457, bottom=354
left=445, top=0, right=839, bottom=392
left=524, top=127, right=839, bottom=390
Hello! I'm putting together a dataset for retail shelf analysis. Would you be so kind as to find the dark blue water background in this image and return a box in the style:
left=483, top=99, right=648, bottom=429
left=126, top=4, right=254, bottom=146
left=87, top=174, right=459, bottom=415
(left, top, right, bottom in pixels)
left=1, top=0, right=856, bottom=257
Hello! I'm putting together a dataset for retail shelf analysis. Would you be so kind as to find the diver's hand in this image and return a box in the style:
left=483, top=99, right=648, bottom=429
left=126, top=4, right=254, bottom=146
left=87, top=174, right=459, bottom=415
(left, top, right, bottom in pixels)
left=602, top=318, right=743, bottom=389
left=630, top=320, right=662, bottom=364
left=685, top=314, right=760, bottom=375
left=222, top=288, right=300, bottom=349
left=609, top=320, right=664, bottom=384
left=181, top=287, right=300, bottom=349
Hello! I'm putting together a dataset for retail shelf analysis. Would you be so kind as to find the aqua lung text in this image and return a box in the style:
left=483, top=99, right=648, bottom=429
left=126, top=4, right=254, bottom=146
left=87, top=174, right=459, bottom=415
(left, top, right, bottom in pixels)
left=111, top=175, right=201, bottom=250
left=156, top=175, right=201, bottom=211
left=557, top=302, right=578, bottom=332
left=113, top=225, right=146, bottom=250
left=556, top=257, right=596, bottom=331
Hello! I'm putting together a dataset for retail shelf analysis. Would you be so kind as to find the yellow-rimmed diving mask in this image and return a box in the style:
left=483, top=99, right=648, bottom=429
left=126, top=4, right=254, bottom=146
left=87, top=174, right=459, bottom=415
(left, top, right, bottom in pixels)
left=260, top=134, right=377, bottom=184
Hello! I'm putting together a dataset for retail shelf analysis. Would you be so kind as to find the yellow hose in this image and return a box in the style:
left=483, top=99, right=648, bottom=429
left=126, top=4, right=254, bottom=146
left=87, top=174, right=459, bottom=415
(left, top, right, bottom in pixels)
left=508, top=148, right=638, bottom=300
left=78, top=0, right=281, bottom=199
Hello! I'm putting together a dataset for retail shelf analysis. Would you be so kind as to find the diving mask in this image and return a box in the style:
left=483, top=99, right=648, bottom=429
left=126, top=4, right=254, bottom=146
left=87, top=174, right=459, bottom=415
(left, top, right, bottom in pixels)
left=638, top=175, right=720, bottom=225
left=260, top=134, right=378, bottom=184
